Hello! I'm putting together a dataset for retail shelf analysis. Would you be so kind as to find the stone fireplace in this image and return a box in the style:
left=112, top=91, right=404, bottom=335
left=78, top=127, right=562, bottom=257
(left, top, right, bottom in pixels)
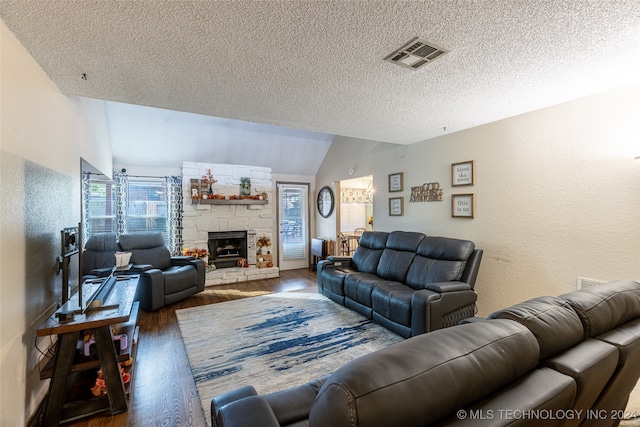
left=208, top=231, right=247, bottom=269
left=182, top=161, right=279, bottom=285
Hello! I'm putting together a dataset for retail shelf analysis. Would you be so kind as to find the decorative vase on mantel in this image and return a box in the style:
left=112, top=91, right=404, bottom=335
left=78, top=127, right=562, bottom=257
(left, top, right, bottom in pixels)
left=208, top=184, right=214, bottom=197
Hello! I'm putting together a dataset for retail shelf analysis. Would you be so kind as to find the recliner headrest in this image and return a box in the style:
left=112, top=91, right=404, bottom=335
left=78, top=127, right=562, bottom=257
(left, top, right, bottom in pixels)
left=416, top=236, right=474, bottom=261
left=358, top=231, right=388, bottom=250
left=488, top=296, right=584, bottom=359
left=560, top=280, right=640, bottom=337
left=84, top=233, right=117, bottom=252
left=118, top=232, right=165, bottom=250
left=385, top=231, right=425, bottom=251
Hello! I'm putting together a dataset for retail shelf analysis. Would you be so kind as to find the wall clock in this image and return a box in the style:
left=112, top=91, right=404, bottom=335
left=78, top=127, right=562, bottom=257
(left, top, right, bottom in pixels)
left=317, top=186, right=334, bottom=218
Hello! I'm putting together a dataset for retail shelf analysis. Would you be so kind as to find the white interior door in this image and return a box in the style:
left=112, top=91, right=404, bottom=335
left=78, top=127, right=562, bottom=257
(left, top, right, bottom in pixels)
left=277, top=183, right=309, bottom=270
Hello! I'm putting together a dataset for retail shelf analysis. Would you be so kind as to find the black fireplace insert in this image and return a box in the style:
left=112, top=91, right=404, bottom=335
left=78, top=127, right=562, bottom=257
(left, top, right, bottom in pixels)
left=208, top=231, right=248, bottom=268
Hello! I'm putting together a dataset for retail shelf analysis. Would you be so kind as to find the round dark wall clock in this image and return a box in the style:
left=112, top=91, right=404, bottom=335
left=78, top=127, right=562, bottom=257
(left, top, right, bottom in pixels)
left=317, top=186, right=334, bottom=218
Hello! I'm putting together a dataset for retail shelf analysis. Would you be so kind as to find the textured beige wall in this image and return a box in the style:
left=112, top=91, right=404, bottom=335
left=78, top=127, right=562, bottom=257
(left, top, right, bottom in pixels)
left=0, top=22, right=112, bottom=425
left=316, top=84, right=640, bottom=316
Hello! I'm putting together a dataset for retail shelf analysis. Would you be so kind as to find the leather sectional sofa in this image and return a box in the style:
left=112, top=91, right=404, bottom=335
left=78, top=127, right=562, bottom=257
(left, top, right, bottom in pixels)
left=317, top=231, right=483, bottom=337
left=211, top=279, right=640, bottom=427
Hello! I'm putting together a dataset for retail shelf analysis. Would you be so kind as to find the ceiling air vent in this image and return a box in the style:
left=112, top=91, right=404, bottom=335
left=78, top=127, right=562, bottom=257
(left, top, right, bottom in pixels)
left=384, top=37, right=449, bottom=70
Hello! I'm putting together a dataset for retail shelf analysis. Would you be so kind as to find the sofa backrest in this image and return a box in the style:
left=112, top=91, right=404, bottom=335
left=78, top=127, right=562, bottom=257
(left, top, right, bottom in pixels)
left=309, top=320, right=539, bottom=426
left=376, top=231, right=425, bottom=282
left=117, top=232, right=172, bottom=270
left=488, top=295, right=585, bottom=359
left=560, top=279, right=640, bottom=338
left=82, top=232, right=117, bottom=275
left=351, top=231, right=388, bottom=274
left=404, top=236, right=475, bottom=290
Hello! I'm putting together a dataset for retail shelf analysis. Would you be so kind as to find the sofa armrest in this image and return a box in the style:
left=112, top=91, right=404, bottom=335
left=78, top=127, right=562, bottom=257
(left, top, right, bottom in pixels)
left=130, top=263, right=154, bottom=272
left=425, top=281, right=471, bottom=293
left=212, top=386, right=258, bottom=427
left=188, top=258, right=206, bottom=292
left=137, top=269, right=165, bottom=311
left=328, top=255, right=352, bottom=262
left=215, top=395, right=280, bottom=427
left=87, top=267, right=114, bottom=277
left=171, top=255, right=195, bottom=266
left=411, top=288, right=478, bottom=335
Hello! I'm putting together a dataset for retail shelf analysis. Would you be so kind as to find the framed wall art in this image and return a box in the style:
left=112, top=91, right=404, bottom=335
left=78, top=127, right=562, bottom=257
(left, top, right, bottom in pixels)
left=388, top=172, right=404, bottom=192
left=389, top=197, right=404, bottom=216
left=452, top=194, right=475, bottom=218
left=451, top=161, right=475, bottom=186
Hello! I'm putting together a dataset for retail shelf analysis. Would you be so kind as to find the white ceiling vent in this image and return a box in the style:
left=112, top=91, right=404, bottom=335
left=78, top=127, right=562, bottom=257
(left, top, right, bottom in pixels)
left=384, top=37, right=449, bottom=70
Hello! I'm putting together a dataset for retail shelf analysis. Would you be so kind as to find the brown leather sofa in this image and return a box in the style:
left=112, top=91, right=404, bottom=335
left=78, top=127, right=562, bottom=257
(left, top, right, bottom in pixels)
left=317, top=231, right=483, bottom=337
left=211, top=280, right=640, bottom=427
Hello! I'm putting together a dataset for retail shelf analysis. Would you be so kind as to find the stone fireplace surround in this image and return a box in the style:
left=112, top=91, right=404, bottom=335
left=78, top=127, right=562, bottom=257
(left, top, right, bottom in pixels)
left=182, top=161, right=279, bottom=285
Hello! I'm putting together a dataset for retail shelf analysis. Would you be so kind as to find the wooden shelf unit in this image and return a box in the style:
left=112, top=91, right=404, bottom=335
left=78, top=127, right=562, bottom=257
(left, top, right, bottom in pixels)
left=36, top=276, right=140, bottom=426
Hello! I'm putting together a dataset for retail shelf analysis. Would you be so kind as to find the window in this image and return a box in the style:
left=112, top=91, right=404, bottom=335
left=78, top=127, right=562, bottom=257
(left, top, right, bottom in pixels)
left=85, top=176, right=116, bottom=236
left=84, top=176, right=171, bottom=247
left=126, top=179, right=169, bottom=244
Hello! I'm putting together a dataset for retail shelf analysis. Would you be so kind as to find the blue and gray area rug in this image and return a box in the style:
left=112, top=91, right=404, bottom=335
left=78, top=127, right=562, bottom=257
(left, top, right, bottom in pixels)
left=176, top=288, right=403, bottom=426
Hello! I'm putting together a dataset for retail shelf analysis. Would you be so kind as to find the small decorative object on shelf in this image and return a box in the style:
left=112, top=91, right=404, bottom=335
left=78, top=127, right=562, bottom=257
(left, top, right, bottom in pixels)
left=240, top=177, right=251, bottom=196
left=202, top=168, right=218, bottom=196
left=257, top=235, right=271, bottom=255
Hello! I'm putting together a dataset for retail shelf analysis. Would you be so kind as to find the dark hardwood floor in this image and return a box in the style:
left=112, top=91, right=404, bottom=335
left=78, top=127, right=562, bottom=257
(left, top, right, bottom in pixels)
left=65, top=268, right=318, bottom=427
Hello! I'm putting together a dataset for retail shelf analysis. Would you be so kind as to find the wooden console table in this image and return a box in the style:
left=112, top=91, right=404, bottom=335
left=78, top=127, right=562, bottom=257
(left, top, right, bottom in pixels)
left=37, top=275, right=140, bottom=426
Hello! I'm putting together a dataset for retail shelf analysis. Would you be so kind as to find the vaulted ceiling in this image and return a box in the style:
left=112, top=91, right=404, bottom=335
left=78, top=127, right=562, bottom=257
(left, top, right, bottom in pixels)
left=2, top=1, right=639, bottom=173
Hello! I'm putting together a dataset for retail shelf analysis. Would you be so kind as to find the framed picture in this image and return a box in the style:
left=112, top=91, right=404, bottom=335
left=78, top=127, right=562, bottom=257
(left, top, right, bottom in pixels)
left=389, top=197, right=404, bottom=216
left=452, top=194, right=475, bottom=218
left=388, top=172, right=404, bottom=192
left=452, top=161, right=475, bottom=186
left=240, top=177, right=251, bottom=196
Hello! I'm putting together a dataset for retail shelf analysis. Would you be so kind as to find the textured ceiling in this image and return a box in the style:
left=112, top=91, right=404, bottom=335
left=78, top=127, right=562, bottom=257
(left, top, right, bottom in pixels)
left=1, top=0, right=639, bottom=147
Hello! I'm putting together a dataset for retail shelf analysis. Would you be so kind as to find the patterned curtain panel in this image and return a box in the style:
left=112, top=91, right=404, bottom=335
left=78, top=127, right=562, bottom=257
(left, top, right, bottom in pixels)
left=113, top=171, right=128, bottom=237
left=81, top=171, right=91, bottom=246
left=166, top=176, right=183, bottom=255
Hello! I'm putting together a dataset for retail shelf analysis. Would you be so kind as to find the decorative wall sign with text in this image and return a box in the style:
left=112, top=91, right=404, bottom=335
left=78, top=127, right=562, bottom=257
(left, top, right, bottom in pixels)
left=452, top=161, right=475, bottom=186
left=409, top=182, right=444, bottom=202
left=452, top=194, right=475, bottom=218
left=389, top=197, right=404, bottom=216
left=388, top=172, right=404, bottom=192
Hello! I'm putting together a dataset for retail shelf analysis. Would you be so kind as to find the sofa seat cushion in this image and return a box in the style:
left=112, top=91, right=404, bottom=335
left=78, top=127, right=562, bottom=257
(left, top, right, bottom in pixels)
left=343, top=273, right=381, bottom=308
left=309, top=320, right=539, bottom=426
left=371, top=282, right=414, bottom=327
left=163, top=265, right=198, bottom=295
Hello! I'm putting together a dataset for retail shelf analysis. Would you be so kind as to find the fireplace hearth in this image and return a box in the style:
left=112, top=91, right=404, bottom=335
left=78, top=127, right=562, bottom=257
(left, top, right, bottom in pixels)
left=208, top=231, right=248, bottom=269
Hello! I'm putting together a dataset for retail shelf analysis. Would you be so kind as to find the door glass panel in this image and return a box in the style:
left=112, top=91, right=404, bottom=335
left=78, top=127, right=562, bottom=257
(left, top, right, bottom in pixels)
left=281, top=187, right=306, bottom=260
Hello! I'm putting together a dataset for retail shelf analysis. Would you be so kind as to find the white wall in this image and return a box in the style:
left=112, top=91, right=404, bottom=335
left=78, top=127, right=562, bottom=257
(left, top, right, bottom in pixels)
left=316, top=84, right=640, bottom=316
left=0, top=21, right=112, bottom=425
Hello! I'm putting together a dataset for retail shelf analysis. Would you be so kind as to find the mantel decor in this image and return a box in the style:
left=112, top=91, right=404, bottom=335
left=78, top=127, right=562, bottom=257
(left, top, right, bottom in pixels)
left=389, top=197, right=404, bottom=216
left=189, top=178, right=267, bottom=205
left=452, top=194, right=475, bottom=218
left=388, top=172, right=404, bottom=192
left=452, top=161, right=475, bottom=186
